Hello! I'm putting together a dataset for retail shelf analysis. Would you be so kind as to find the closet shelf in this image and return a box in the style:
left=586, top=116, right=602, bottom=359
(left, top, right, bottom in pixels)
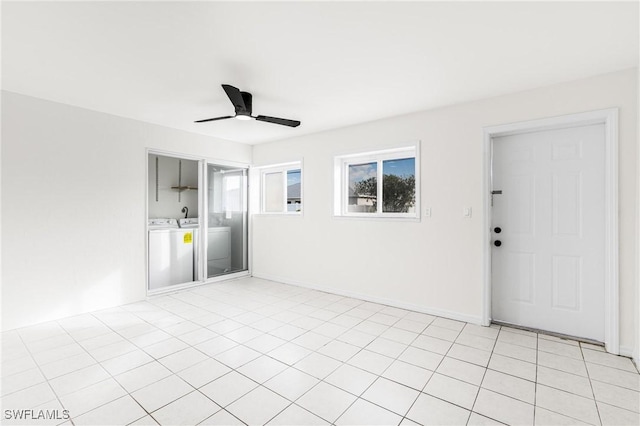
left=171, top=186, right=198, bottom=191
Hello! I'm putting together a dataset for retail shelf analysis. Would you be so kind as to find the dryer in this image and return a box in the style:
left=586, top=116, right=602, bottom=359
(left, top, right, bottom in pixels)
left=207, top=227, right=231, bottom=277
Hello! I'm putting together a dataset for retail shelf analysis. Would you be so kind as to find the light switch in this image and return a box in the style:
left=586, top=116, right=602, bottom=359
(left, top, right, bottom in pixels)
left=425, top=208, right=432, bottom=217
left=463, top=207, right=472, bottom=218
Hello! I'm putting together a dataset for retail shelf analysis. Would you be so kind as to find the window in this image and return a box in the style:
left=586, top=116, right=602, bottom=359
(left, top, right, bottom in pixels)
left=258, top=162, right=303, bottom=214
left=335, top=145, right=419, bottom=218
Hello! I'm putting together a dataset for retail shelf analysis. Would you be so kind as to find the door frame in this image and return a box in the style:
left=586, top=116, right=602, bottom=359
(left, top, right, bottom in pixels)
left=481, top=108, right=619, bottom=354
left=145, top=148, right=251, bottom=296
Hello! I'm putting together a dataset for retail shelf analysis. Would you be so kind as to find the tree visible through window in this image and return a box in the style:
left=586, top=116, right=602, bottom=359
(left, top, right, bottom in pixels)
left=349, top=158, right=415, bottom=213
left=337, top=146, right=419, bottom=217
left=348, top=162, right=377, bottom=213
left=382, top=158, right=415, bottom=213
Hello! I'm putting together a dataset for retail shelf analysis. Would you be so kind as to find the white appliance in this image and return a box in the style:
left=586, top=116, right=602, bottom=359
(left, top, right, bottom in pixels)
left=179, top=218, right=199, bottom=228
left=179, top=218, right=200, bottom=280
left=148, top=218, right=194, bottom=290
left=208, top=227, right=231, bottom=276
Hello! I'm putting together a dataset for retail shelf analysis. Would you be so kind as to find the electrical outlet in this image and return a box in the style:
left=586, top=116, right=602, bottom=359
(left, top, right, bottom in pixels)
left=425, top=208, right=431, bottom=217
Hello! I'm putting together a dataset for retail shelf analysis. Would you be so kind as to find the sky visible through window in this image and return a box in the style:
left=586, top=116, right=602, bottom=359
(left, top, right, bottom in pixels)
left=349, top=162, right=377, bottom=187
left=287, top=169, right=301, bottom=186
left=383, top=157, right=415, bottom=177
left=349, top=158, right=415, bottom=190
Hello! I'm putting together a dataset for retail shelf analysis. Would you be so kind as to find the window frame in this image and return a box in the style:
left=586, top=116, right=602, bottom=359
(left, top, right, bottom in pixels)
left=257, top=161, right=303, bottom=215
left=334, top=144, right=420, bottom=219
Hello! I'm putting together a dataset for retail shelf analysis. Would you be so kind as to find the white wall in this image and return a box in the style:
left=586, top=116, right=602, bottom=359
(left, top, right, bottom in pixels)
left=2, top=69, right=637, bottom=349
left=1, top=91, right=252, bottom=331
left=252, top=68, right=638, bottom=351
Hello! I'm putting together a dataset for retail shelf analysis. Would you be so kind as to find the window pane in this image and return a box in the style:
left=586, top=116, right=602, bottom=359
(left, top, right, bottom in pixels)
left=382, top=157, right=416, bottom=213
left=348, top=162, right=377, bottom=213
left=287, top=169, right=302, bottom=212
left=264, top=172, right=284, bottom=212
left=223, top=173, right=241, bottom=212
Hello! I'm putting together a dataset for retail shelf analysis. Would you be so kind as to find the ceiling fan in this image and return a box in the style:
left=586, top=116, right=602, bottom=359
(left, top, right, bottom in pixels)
left=195, top=84, right=301, bottom=128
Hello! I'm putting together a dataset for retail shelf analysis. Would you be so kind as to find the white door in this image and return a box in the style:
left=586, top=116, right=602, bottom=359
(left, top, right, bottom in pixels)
left=491, top=124, right=605, bottom=341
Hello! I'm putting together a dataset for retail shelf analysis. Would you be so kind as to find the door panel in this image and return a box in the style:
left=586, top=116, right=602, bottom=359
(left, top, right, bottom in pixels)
left=508, top=252, right=535, bottom=304
left=552, top=255, right=581, bottom=311
left=206, top=164, right=248, bottom=278
left=552, top=172, right=581, bottom=236
left=491, top=124, right=605, bottom=341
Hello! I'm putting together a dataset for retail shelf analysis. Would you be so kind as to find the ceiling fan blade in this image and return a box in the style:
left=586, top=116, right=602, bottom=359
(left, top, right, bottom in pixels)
left=222, top=84, right=247, bottom=112
left=194, top=115, right=233, bottom=123
left=255, top=115, right=301, bottom=127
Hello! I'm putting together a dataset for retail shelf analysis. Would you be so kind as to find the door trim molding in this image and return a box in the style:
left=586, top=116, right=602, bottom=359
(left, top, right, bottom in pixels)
left=482, top=108, right=619, bottom=354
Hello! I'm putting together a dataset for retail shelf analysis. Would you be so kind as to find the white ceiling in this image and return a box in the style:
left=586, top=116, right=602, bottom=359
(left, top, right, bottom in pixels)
left=3, top=1, right=638, bottom=144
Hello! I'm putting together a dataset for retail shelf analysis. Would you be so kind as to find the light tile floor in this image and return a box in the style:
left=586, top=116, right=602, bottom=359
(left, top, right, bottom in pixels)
left=1, top=277, right=639, bottom=425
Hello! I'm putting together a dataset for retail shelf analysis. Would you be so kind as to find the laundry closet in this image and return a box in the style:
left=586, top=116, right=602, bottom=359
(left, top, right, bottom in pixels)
left=147, top=152, right=249, bottom=293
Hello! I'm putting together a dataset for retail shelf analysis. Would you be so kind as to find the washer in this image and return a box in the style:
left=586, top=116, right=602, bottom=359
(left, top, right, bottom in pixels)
left=148, top=218, right=194, bottom=290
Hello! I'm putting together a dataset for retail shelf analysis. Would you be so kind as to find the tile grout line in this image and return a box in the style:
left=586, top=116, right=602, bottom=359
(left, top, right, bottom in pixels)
left=327, top=317, right=499, bottom=423
left=154, top=287, right=380, bottom=425
left=536, top=338, right=638, bottom=425
left=224, top=296, right=373, bottom=425
left=92, top=290, right=288, bottom=425
left=467, top=324, right=503, bottom=426
left=325, top=314, right=434, bottom=425
left=263, top=308, right=411, bottom=424
left=54, top=296, right=272, bottom=424
left=26, top=318, right=124, bottom=420
left=262, top=306, right=437, bottom=424
left=581, top=342, right=604, bottom=426
left=125, top=300, right=282, bottom=425
left=12, top=332, right=70, bottom=426
left=400, top=319, right=468, bottom=425
left=85, top=304, right=235, bottom=424
left=63, top=310, right=173, bottom=424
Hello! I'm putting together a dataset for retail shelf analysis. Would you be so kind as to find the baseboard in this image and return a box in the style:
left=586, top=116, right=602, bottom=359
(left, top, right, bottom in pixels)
left=251, top=272, right=484, bottom=326
left=619, top=345, right=634, bottom=359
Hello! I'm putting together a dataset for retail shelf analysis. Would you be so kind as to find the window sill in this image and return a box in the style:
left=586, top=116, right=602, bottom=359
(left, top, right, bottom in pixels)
left=332, top=214, right=420, bottom=222
left=254, top=212, right=304, bottom=217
